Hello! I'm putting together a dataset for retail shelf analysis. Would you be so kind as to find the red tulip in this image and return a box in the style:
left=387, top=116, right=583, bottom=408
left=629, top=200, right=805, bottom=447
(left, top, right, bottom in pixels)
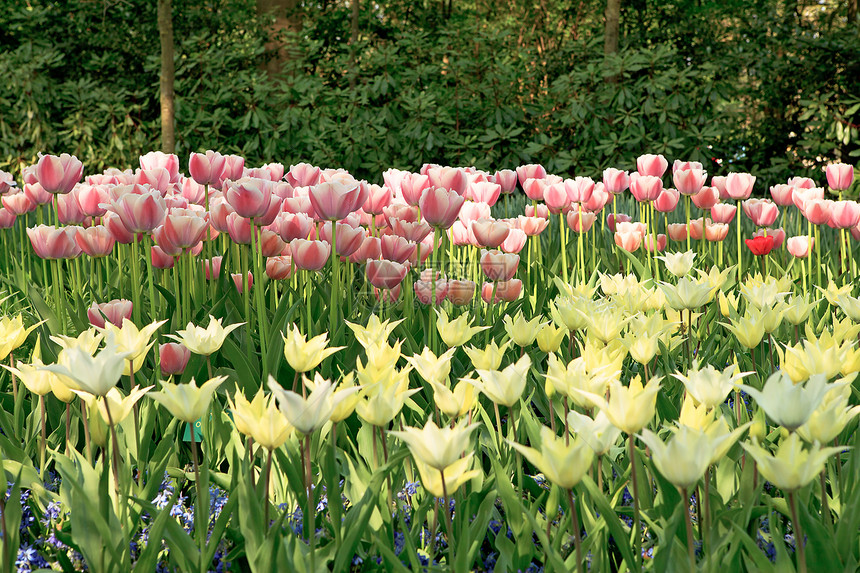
left=745, top=235, right=775, bottom=256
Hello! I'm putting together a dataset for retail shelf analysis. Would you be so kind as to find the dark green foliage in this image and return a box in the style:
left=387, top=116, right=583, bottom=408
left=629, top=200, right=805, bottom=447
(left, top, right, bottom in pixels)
left=1, top=0, right=857, bottom=184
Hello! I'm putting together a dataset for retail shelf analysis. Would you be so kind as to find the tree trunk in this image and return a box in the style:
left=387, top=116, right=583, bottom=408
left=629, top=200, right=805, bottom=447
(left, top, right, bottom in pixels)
left=257, top=0, right=301, bottom=76
left=349, top=0, right=359, bottom=87
left=849, top=0, right=858, bottom=26
left=604, top=0, right=621, bottom=83
left=157, top=0, right=175, bottom=153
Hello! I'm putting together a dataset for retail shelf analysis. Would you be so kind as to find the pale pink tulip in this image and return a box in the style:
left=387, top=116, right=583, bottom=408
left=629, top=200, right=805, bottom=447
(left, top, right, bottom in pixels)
left=565, top=177, right=595, bottom=204
left=724, top=172, right=756, bottom=200
left=602, top=168, right=629, bottom=195
left=468, top=181, right=501, bottom=205
left=642, top=233, right=667, bottom=253
left=350, top=236, right=382, bottom=263
left=804, top=199, right=833, bottom=226
left=75, top=225, right=115, bottom=257
left=458, top=201, right=491, bottom=224
left=27, top=225, right=81, bottom=259
left=203, top=256, right=223, bottom=280
left=525, top=203, right=549, bottom=219
left=629, top=173, right=662, bottom=202
left=614, top=230, right=642, bottom=252
left=188, top=150, right=226, bottom=187
left=672, top=160, right=703, bottom=172
left=104, top=212, right=135, bottom=244
left=286, top=163, right=321, bottom=188
left=57, top=192, right=88, bottom=225
left=522, top=178, right=547, bottom=201
left=366, top=259, right=408, bottom=289
left=606, top=213, right=632, bottom=232
left=0, top=208, right=16, bottom=229
left=673, top=168, right=707, bottom=195
left=266, top=256, right=293, bottom=280
left=788, top=176, right=816, bottom=189
left=232, top=272, right=253, bottom=293
left=447, top=280, right=476, bottom=305
left=769, top=184, right=794, bottom=207
left=667, top=223, right=688, bottom=241
left=471, top=218, right=510, bottom=248
left=566, top=209, right=596, bottom=233
left=636, top=154, right=668, bottom=177
left=390, top=218, right=431, bottom=243
left=711, top=176, right=729, bottom=200
left=494, top=170, right=518, bottom=194
left=710, top=203, right=737, bottom=224
left=516, top=164, right=547, bottom=187
left=518, top=215, right=549, bottom=236
left=705, top=222, right=729, bottom=242
left=35, top=153, right=83, bottom=194
left=225, top=177, right=273, bottom=219
left=24, top=183, right=52, bottom=206
left=309, top=180, right=362, bottom=221
left=278, top=212, right=315, bottom=242
left=654, top=188, right=680, bottom=213
left=688, top=218, right=703, bottom=240
left=415, top=279, right=448, bottom=305
left=826, top=163, right=854, bottom=191
left=363, top=184, right=392, bottom=214
left=420, top=187, right=464, bottom=229
left=786, top=236, right=813, bottom=258
left=691, top=186, right=720, bottom=210
left=87, top=299, right=133, bottom=328
left=162, top=210, right=209, bottom=249
left=151, top=245, right=176, bottom=268
left=108, top=191, right=167, bottom=233
left=501, top=228, right=527, bottom=253
left=742, top=198, right=779, bottom=227
left=160, top=343, right=190, bottom=376
left=829, top=200, right=860, bottom=229
left=480, top=250, right=519, bottom=281
left=1, top=192, right=34, bottom=215
left=290, top=239, right=330, bottom=271
left=140, top=151, right=180, bottom=183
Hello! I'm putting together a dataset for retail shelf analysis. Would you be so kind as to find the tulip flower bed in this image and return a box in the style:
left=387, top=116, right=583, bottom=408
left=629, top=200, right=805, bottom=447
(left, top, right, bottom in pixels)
left=0, top=152, right=859, bottom=572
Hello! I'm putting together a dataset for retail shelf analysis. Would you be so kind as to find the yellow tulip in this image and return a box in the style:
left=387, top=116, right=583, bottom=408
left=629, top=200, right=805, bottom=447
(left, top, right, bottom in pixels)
left=816, top=281, right=852, bottom=307
left=414, top=453, right=481, bottom=498
left=463, top=340, right=511, bottom=371
left=405, top=347, right=456, bottom=385
left=550, top=296, right=591, bottom=331
left=739, top=372, right=836, bottom=431
left=695, top=264, right=736, bottom=293
left=268, top=373, right=358, bottom=434
left=544, top=354, right=616, bottom=407
left=328, top=373, right=362, bottom=423
left=43, top=344, right=131, bottom=396
left=638, top=426, right=712, bottom=489
left=346, top=315, right=404, bottom=349
left=281, top=324, right=344, bottom=373
left=741, top=433, right=842, bottom=491
left=599, top=272, right=643, bottom=297
left=427, top=378, right=477, bottom=418
left=102, top=318, right=166, bottom=376
left=503, top=311, right=547, bottom=347
left=355, top=367, right=418, bottom=427
left=782, top=294, right=819, bottom=326
left=566, top=410, right=622, bottom=456
left=536, top=323, right=567, bottom=353
left=782, top=335, right=847, bottom=382
left=582, top=302, right=629, bottom=344
left=508, top=425, right=594, bottom=490
left=0, top=315, right=41, bottom=361
left=390, top=419, right=478, bottom=470
left=718, top=290, right=739, bottom=318
left=228, top=390, right=293, bottom=450
left=739, top=279, right=789, bottom=310
left=50, top=328, right=104, bottom=355
left=660, top=277, right=715, bottom=311
left=471, top=355, right=531, bottom=407
left=579, top=336, right=627, bottom=378
left=436, top=309, right=487, bottom=347
left=656, top=250, right=696, bottom=278
left=829, top=317, right=860, bottom=345
left=797, top=379, right=860, bottom=444
left=577, top=375, right=661, bottom=434
left=673, top=361, right=751, bottom=410
left=148, top=376, right=227, bottom=424
left=721, top=307, right=766, bottom=349
left=166, top=315, right=244, bottom=356
left=78, top=386, right=152, bottom=426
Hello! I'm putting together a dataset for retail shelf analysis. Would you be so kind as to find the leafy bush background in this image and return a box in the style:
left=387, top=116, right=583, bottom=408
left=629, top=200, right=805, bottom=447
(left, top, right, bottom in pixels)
left=1, top=0, right=858, bottom=184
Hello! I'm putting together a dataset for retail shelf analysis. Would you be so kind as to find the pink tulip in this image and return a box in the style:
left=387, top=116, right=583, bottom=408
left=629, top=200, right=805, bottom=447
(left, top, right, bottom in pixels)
left=224, top=177, right=272, bottom=219
left=226, top=212, right=253, bottom=245
left=87, top=299, right=133, bottom=328
left=667, top=223, right=688, bottom=241
left=642, top=233, right=667, bottom=253
left=725, top=172, right=756, bottom=200
left=525, top=203, right=549, bottom=219
left=786, top=236, right=813, bottom=258
left=471, top=218, right=510, bottom=248
left=278, top=212, right=315, bottom=242
left=804, top=199, right=833, bottom=225
left=162, top=210, right=210, bottom=249
left=788, top=176, right=816, bottom=189
left=108, top=191, right=167, bottom=233
left=232, top=272, right=253, bottom=293
left=705, top=222, right=729, bottom=242
left=258, top=228, right=288, bottom=257
left=350, top=236, right=381, bottom=263
left=710, top=203, right=737, bottom=224
left=151, top=245, right=176, bottom=268
left=217, top=155, right=246, bottom=189
left=654, top=188, right=680, bottom=212
left=691, top=186, right=720, bottom=210
left=134, top=168, right=171, bottom=194
left=27, top=225, right=81, bottom=259
left=742, top=199, right=779, bottom=228
left=188, top=150, right=227, bottom=187
left=565, top=177, right=595, bottom=204
left=390, top=218, right=432, bottom=243
left=363, top=184, right=392, bottom=214
left=829, top=200, right=860, bottom=229
left=480, top=249, right=519, bottom=281
left=826, top=163, right=854, bottom=191
left=522, top=178, right=548, bottom=201
left=140, top=151, right=180, bottom=183
left=397, top=173, right=430, bottom=206
left=35, top=153, right=83, bottom=194
left=160, top=342, right=190, bottom=376
left=74, top=225, right=115, bottom=257
left=415, top=279, right=448, bottom=305
left=458, top=201, right=492, bottom=225
left=673, top=160, right=703, bottom=172
left=0, top=208, right=16, bottom=229
left=287, top=163, right=321, bottom=188
left=791, top=187, right=824, bottom=212
left=0, top=170, right=16, bottom=195
left=494, top=170, right=518, bottom=194
left=319, top=222, right=365, bottom=257
left=501, top=228, right=527, bottom=253
left=383, top=204, right=420, bottom=226
left=518, top=215, right=549, bottom=236
left=753, top=228, right=785, bottom=249
left=379, top=234, right=416, bottom=263
left=24, top=183, right=52, bottom=206
left=450, top=221, right=472, bottom=246
left=769, top=184, right=794, bottom=207
left=606, top=213, right=632, bottom=232
left=495, top=278, right=523, bottom=302
left=566, top=209, right=596, bottom=233
left=165, top=195, right=189, bottom=210
left=614, top=229, right=642, bottom=252
left=366, top=259, right=408, bottom=290
left=104, top=212, right=135, bottom=244
left=468, top=181, right=501, bottom=206
left=21, top=165, right=38, bottom=185
left=203, top=256, right=223, bottom=280
left=673, top=168, right=707, bottom=195
left=636, top=154, right=668, bottom=177
left=76, top=184, right=110, bottom=217
left=1, top=192, right=35, bottom=215
left=516, top=164, right=547, bottom=187
left=309, top=180, right=362, bottom=221
left=629, top=173, right=663, bottom=202
left=583, top=185, right=609, bottom=212
left=447, top=280, right=476, bottom=305
left=373, top=284, right=401, bottom=303
left=420, top=187, right=465, bottom=229
left=266, top=256, right=293, bottom=280
left=290, top=239, right=331, bottom=271
left=688, top=218, right=704, bottom=240
left=272, top=181, right=294, bottom=201
left=602, top=168, right=630, bottom=195
left=711, top=176, right=729, bottom=200
left=382, top=168, right=407, bottom=196
left=58, top=192, right=89, bottom=225
left=427, top=167, right=468, bottom=196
